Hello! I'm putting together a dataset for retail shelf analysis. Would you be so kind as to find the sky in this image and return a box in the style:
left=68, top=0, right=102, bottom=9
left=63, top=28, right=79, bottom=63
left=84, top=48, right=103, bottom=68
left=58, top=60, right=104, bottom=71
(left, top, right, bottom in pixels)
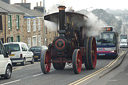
left=11, top=0, right=128, bottom=11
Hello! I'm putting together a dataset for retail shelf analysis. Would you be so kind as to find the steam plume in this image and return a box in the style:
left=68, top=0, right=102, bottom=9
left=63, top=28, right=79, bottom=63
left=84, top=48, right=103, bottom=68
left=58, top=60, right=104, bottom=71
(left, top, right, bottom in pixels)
left=85, top=12, right=107, bottom=36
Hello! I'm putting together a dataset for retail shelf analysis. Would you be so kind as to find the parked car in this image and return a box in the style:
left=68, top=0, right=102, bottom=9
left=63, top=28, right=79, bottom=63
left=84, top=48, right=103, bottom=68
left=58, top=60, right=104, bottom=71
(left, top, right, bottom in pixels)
left=29, top=46, right=48, bottom=61
left=4, top=42, right=34, bottom=66
left=0, top=40, right=12, bottom=79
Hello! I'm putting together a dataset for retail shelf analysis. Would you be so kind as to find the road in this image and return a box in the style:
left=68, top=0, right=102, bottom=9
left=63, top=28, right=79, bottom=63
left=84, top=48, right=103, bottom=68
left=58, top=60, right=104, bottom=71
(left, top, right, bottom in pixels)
left=0, top=49, right=127, bottom=85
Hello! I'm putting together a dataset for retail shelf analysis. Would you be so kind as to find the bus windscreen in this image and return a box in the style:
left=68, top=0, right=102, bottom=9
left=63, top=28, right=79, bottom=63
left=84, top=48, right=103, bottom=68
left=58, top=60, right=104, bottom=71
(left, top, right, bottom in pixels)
left=96, top=32, right=115, bottom=46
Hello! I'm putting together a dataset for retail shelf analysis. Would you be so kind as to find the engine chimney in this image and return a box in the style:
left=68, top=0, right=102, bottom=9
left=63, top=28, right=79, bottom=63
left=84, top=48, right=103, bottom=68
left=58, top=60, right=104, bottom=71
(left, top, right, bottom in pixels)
left=58, top=6, right=66, bottom=31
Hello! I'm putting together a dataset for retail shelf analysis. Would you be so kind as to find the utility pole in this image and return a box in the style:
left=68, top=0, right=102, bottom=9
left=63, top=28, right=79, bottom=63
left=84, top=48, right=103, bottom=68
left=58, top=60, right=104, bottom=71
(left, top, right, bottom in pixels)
left=43, top=0, right=46, bottom=45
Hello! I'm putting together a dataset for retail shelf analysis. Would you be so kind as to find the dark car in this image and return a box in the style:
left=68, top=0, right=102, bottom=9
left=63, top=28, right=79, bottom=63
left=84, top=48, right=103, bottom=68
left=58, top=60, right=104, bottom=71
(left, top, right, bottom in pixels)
left=29, top=46, right=48, bottom=61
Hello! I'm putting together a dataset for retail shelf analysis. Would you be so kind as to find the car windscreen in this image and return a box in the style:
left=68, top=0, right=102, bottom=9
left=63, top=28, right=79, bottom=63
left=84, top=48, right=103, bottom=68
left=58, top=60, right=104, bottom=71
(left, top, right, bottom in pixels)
left=120, top=42, right=127, bottom=44
left=30, top=47, right=42, bottom=51
left=4, top=44, right=20, bottom=52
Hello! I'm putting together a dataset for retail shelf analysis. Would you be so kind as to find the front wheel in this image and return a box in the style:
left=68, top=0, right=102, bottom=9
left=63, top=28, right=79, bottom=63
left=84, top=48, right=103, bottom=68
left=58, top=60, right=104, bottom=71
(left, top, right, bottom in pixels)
left=72, top=49, right=82, bottom=74
left=30, top=57, right=34, bottom=64
left=4, top=65, right=12, bottom=79
left=40, top=50, right=51, bottom=74
left=21, top=58, right=26, bottom=66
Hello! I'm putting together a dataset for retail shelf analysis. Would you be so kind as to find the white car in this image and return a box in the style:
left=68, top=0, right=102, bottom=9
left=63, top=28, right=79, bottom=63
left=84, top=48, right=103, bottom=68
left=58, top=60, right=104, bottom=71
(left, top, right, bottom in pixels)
left=0, top=41, right=12, bottom=79
left=120, top=41, right=128, bottom=48
left=4, top=42, right=34, bottom=65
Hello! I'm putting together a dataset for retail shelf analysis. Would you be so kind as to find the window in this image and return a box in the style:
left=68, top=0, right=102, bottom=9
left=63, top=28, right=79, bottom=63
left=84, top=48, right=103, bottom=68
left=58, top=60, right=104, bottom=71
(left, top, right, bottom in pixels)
left=4, top=44, right=20, bottom=52
left=38, top=18, right=40, bottom=31
left=27, top=18, right=31, bottom=32
left=7, top=37, right=13, bottom=42
left=33, top=18, right=36, bottom=32
left=21, top=44, right=27, bottom=51
left=32, top=36, right=37, bottom=46
left=16, top=15, right=20, bottom=29
left=0, top=15, right=2, bottom=30
left=8, top=15, right=12, bottom=30
left=38, top=35, right=41, bottom=46
left=17, top=35, right=20, bottom=42
left=28, top=38, right=31, bottom=48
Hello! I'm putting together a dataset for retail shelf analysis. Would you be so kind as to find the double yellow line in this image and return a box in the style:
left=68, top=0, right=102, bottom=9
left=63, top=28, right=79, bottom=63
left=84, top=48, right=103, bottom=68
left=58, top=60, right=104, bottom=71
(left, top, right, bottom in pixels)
left=69, top=51, right=124, bottom=85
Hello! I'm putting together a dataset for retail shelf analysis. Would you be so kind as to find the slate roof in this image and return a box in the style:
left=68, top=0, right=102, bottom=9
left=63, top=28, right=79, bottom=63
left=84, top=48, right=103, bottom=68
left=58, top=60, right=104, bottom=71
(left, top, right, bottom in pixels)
left=0, top=1, right=24, bottom=14
left=14, top=5, right=43, bottom=17
left=0, top=7, right=7, bottom=13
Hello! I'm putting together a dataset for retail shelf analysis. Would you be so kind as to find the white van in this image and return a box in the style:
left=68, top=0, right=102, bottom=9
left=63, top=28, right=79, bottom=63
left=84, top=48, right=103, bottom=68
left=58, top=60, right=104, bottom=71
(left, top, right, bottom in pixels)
left=0, top=41, right=12, bottom=79
left=4, top=42, right=34, bottom=65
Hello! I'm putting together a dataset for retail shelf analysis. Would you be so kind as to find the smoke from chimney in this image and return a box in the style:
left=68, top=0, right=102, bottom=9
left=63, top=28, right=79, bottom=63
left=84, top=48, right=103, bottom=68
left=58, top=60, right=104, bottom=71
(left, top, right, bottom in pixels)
left=85, top=12, right=107, bottom=36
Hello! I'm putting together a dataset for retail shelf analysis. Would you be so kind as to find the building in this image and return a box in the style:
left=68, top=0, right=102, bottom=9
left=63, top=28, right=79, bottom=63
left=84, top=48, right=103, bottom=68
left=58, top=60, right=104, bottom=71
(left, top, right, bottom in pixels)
left=0, top=0, right=57, bottom=47
left=0, top=0, right=24, bottom=43
left=14, top=1, right=57, bottom=47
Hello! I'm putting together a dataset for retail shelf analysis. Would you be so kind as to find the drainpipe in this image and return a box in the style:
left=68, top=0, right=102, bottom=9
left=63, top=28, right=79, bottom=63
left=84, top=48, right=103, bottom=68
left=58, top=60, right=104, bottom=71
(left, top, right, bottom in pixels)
left=5, top=14, right=6, bottom=43
left=43, top=0, right=46, bottom=45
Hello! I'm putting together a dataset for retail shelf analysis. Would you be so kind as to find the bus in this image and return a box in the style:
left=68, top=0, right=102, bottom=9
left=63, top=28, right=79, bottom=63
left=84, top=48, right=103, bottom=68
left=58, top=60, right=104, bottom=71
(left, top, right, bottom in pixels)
left=96, top=26, right=119, bottom=59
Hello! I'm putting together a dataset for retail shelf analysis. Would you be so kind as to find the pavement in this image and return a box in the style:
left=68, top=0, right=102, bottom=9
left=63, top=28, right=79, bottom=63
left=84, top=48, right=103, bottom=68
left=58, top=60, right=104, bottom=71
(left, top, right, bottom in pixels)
left=106, top=52, right=128, bottom=85
left=86, top=51, right=128, bottom=85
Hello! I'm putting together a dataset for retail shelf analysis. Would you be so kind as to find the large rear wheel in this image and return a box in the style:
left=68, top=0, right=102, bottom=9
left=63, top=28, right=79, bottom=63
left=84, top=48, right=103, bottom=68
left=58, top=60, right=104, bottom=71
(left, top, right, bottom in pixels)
left=84, top=37, right=97, bottom=70
left=40, top=50, right=51, bottom=74
left=72, top=49, right=82, bottom=74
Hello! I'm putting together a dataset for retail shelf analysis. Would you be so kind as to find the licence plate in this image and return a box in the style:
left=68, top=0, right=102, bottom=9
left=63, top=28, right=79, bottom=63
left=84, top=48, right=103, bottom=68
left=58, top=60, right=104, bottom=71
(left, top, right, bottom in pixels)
left=99, top=54, right=105, bottom=56
left=9, top=54, right=15, bottom=56
left=34, top=56, right=38, bottom=58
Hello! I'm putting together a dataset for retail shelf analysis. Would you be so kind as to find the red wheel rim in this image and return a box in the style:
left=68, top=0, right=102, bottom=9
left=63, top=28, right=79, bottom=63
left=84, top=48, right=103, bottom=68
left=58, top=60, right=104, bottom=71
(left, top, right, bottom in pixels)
left=45, top=51, right=51, bottom=73
left=77, top=50, right=82, bottom=73
left=92, top=38, right=97, bottom=68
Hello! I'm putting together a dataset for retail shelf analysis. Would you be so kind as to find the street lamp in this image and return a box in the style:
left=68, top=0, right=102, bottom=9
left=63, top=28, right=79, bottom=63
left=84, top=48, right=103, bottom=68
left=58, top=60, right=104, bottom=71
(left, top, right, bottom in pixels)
left=43, top=0, right=46, bottom=45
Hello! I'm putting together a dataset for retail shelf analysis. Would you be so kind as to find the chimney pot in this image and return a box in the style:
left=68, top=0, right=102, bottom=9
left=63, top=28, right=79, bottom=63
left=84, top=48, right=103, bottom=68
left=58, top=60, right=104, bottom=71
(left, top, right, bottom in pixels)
left=40, top=1, right=42, bottom=7
left=36, top=2, right=38, bottom=7
left=21, top=0, right=23, bottom=3
left=58, top=6, right=66, bottom=11
left=24, top=0, right=26, bottom=3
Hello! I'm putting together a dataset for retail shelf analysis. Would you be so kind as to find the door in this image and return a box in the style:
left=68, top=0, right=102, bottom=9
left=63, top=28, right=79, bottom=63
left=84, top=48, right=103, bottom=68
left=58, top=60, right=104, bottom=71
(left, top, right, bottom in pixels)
left=21, top=44, right=32, bottom=61
left=0, top=42, right=6, bottom=74
left=0, top=55, right=7, bottom=74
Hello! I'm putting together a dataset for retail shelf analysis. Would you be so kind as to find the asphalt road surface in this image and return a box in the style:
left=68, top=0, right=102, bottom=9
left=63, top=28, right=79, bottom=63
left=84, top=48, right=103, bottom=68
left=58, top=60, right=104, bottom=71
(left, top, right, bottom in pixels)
left=0, top=49, right=127, bottom=85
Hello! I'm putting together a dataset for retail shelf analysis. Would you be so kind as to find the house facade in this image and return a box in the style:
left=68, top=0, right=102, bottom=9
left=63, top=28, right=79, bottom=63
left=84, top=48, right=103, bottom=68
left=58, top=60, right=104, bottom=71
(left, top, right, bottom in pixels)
left=0, top=1, right=24, bottom=43
left=0, top=0, right=57, bottom=47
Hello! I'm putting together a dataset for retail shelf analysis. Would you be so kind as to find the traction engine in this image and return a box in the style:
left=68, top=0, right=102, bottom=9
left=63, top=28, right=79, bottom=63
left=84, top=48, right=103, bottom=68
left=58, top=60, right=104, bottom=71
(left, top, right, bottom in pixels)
left=40, top=6, right=97, bottom=74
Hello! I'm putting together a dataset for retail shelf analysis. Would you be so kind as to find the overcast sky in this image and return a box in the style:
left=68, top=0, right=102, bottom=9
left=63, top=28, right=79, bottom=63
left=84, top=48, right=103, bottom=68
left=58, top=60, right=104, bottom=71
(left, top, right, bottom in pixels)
left=11, top=0, right=128, bottom=11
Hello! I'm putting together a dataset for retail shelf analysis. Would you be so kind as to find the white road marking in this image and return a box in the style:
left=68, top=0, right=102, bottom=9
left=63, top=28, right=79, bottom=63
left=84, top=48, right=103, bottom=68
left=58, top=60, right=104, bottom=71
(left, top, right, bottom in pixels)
left=0, top=79, right=21, bottom=85
left=32, top=73, right=43, bottom=77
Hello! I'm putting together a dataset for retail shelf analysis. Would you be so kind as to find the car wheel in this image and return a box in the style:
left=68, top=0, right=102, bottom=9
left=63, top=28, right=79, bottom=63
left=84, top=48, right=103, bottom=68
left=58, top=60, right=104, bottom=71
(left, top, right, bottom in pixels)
left=30, top=57, right=34, bottom=64
left=21, top=59, right=26, bottom=66
left=4, top=65, right=12, bottom=79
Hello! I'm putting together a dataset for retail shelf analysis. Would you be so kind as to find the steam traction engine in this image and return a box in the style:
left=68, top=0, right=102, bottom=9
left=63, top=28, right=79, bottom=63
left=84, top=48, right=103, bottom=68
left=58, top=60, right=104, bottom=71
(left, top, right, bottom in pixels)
left=40, top=6, right=97, bottom=74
